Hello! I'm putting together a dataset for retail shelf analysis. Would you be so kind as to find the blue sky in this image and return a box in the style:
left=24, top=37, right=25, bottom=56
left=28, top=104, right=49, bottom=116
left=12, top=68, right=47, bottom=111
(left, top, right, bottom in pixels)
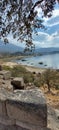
left=7, top=2, right=59, bottom=48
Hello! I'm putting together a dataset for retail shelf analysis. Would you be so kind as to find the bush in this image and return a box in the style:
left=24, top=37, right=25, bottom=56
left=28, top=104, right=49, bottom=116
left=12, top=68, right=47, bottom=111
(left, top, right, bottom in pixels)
left=24, top=73, right=34, bottom=83
left=3, top=65, right=35, bottom=84
left=11, top=65, right=27, bottom=77
left=3, top=65, right=12, bottom=71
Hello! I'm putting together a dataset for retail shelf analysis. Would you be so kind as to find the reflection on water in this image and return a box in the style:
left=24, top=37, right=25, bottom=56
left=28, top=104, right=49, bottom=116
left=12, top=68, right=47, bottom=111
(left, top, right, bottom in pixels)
left=17, top=53, right=59, bottom=69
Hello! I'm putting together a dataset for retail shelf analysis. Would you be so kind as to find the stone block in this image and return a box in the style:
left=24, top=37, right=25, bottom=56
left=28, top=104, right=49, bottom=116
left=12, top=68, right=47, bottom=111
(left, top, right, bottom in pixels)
left=11, top=77, right=24, bottom=90
left=0, top=116, right=16, bottom=125
left=0, top=123, right=17, bottom=130
left=2, top=80, right=13, bottom=91
left=0, top=99, right=7, bottom=116
left=0, top=88, right=13, bottom=116
left=6, top=89, right=47, bottom=128
left=0, top=70, right=11, bottom=80
left=16, top=125, right=29, bottom=130
left=16, top=120, right=48, bottom=130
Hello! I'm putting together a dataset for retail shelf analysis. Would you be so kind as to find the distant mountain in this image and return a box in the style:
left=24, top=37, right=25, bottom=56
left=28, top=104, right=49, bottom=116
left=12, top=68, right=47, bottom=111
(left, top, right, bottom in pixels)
left=0, top=40, right=24, bottom=53
left=0, top=40, right=59, bottom=55
left=34, top=47, right=59, bottom=54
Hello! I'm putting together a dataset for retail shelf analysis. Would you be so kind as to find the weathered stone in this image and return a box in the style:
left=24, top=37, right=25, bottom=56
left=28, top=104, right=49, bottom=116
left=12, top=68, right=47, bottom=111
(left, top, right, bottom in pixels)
left=6, top=89, right=47, bottom=129
left=0, top=75, right=3, bottom=79
left=0, top=116, right=16, bottom=125
left=16, top=125, right=29, bottom=130
left=0, top=88, right=13, bottom=116
left=0, top=70, right=11, bottom=80
left=0, top=88, right=50, bottom=130
left=11, top=77, right=24, bottom=90
left=16, top=120, right=48, bottom=130
left=2, top=80, right=13, bottom=91
left=0, top=98, right=7, bottom=116
left=0, top=123, right=17, bottom=130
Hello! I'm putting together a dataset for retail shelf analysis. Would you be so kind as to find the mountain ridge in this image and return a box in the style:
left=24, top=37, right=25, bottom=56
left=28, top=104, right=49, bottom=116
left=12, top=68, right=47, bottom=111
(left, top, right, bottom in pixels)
left=0, top=40, right=23, bottom=53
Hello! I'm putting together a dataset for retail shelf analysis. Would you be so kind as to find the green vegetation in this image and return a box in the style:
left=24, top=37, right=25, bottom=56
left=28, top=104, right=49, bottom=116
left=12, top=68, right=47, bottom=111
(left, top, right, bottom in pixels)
left=11, top=65, right=27, bottom=77
left=3, top=65, right=59, bottom=90
left=3, top=65, right=34, bottom=84
left=3, top=65, right=12, bottom=71
left=42, top=69, right=59, bottom=91
left=33, top=69, right=59, bottom=91
left=0, top=0, right=59, bottom=47
left=35, top=69, right=59, bottom=92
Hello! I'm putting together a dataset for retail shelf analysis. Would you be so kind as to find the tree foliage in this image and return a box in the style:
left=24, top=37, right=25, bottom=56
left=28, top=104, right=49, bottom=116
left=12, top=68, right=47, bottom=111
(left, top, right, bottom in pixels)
left=0, top=0, right=59, bottom=47
left=41, top=69, right=59, bottom=92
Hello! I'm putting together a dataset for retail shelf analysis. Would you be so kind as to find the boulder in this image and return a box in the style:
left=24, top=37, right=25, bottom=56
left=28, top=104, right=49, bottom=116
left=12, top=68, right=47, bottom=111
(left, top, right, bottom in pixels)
left=0, top=70, right=11, bottom=80
left=1, top=80, right=13, bottom=91
left=11, top=77, right=24, bottom=90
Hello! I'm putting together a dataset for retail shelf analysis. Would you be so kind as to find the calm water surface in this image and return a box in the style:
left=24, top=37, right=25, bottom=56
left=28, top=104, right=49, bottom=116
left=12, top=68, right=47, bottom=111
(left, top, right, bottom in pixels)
left=16, top=53, right=59, bottom=69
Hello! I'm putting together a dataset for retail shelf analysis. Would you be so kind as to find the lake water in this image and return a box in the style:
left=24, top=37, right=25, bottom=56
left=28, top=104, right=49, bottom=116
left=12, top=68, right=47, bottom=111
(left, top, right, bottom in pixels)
left=16, top=53, right=59, bottom=69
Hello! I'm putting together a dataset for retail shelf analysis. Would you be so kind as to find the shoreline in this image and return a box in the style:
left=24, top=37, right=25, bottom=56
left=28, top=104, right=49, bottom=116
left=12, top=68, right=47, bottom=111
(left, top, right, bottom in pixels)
left=1, top=61, right=46, bottom=73
left=1, top=60, right=59, bottom=74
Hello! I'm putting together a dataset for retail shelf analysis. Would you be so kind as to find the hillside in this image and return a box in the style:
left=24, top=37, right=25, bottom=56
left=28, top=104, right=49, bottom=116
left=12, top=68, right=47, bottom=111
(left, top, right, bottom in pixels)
left=34, top=47, right=59, bottom=54
left=0, top=40, right=23, bottom=53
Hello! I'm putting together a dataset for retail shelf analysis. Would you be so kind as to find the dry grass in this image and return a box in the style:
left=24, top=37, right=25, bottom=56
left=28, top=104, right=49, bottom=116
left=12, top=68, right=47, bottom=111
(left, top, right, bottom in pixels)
left=40, top=86, right=59, bottom=109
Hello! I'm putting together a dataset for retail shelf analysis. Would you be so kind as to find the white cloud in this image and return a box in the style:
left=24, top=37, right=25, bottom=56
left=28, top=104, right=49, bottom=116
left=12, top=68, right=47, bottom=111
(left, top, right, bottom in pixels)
left=52, top=31, right=59, bottom=37
left=7, top=34, right=25, bottom=48
left=36, top=7, right=43, bottom=18
left=52, top=9, right=59, bottom=18
left=33, top=31, right=59, bottom=48
left=43, top=8, right=59, bottom=27
left=37, top=5, right=59, bottom=27
left=38, top=31, right=48, bottom=36
left=6, top=4, right=59, bottom=49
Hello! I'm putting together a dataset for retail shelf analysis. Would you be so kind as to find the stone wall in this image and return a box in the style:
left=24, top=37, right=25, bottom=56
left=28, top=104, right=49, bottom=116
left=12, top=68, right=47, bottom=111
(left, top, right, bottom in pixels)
left=0, top=88, right=50, bottom=130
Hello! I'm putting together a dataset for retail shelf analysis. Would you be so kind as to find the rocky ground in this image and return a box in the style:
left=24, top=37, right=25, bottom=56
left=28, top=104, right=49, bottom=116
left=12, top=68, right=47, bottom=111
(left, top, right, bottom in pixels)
left=41, top=87, right=59, bottom=130
left=48, top=106, right=59, bottom=130
left=0, top=61, right=59, bottom=130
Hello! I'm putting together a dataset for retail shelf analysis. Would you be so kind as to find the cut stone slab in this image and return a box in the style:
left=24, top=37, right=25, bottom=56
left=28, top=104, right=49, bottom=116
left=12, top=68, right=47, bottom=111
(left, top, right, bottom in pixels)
left=0, top=88, right=49, bottom=130
left=0, top=123, right=17, bottom=130
left=0, top=100, right=7, bottom=116
left=16, top=120, right=50, bottom=130
left=0, top=90, right=7, bottom=116
left=0, top=116, right=16, bottom=125
left=0, top=88, right=13, bottom=116
left=11, top=77, right=24, bottom=90
left=6, top=89, right=47, bottom=129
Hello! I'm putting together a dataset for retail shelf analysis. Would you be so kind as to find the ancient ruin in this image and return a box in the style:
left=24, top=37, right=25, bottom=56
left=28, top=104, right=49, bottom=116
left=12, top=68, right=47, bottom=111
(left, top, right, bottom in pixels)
left=0, top=69, right=50, bottom=130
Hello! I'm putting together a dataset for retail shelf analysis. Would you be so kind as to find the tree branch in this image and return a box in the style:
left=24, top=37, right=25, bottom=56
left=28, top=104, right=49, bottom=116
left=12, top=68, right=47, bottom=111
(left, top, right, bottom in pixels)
left=32, top=0, right=43, bottom=10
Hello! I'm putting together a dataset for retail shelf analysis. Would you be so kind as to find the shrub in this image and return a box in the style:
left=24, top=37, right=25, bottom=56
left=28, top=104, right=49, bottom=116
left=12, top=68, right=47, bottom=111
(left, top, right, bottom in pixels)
left=24, top=73, right=34, bottom=83
left=3, top=65, right=12, bottom=71
left=11, top=65, right=27, bottom=77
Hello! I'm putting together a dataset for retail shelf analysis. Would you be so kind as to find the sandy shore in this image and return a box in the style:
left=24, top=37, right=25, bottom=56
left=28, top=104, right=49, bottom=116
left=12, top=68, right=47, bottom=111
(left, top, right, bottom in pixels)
left=24, top=65, right=45, bottom=73
left=1, top=61, right=46, bottom=73
left=2, top=61, right=18, bottom=68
